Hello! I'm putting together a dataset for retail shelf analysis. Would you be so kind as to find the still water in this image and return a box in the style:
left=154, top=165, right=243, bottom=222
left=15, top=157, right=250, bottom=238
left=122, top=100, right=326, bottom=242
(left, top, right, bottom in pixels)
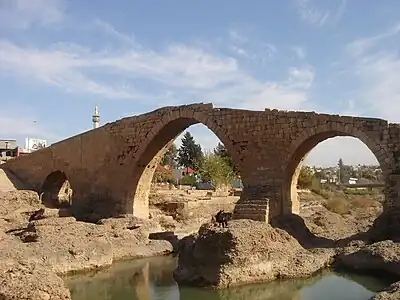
left=65, top=256, right=390, bottom=300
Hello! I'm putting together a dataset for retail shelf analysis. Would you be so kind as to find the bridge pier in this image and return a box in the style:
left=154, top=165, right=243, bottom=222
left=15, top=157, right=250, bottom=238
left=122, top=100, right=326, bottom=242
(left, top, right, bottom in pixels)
left=233, top=199, right=270, bottom=222
left=387, top=174, right=400, bottom=209
left=233, top=180, right=292, bottom=223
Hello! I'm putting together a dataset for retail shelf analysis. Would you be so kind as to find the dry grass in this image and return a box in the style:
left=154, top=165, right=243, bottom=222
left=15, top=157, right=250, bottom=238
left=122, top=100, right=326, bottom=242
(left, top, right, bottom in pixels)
left=324, top=198, right=349, bottom=215
left=158, top=216, right=176, bottom=230
left=349, top=197, right=377, bottom=209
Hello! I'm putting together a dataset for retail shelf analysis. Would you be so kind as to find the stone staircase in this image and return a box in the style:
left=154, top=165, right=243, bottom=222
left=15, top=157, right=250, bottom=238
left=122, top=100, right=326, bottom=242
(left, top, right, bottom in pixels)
left=0, top=168, right=21, bottom=192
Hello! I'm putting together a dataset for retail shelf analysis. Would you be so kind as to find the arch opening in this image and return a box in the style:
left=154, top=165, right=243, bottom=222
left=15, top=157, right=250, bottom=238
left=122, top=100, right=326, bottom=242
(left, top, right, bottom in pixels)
left=128, top=117, right=242, bottom=220
left=41, top=170, right=73, bottom=208
left=284, top=131, right=387, bottom=219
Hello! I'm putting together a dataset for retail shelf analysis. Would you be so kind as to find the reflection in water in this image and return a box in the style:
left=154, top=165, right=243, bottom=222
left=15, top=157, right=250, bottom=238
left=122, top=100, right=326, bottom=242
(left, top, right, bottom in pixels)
left=65, top=256, right=390, bottom=300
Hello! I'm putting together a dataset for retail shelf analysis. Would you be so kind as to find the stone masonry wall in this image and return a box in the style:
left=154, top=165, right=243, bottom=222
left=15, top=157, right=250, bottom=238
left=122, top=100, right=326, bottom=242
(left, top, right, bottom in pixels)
left=1, top=103, right=399, bottom=223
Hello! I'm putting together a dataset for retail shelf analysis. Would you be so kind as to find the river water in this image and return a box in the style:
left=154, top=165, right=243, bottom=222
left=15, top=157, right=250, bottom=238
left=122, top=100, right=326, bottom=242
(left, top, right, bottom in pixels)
left=65, top=256, right=390, bottom=300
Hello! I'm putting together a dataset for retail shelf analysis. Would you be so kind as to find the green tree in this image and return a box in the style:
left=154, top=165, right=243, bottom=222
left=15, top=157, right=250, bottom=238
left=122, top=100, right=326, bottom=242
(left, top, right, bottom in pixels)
left=213, top=142, right=238, bottom=175
left=177, top=132, right=203, bottom=170
left=199, top=153, right=235, bottom=190
left=338, top=158, right=345, bottom=184
left=297, top=166, right=314, bottom=189
left=160, top=143, right=177, bottom=169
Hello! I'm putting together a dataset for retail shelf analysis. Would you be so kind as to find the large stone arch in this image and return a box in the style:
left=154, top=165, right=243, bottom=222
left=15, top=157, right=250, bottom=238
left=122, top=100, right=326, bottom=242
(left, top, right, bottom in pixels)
left=41, top=170, right=73, bottom=208
left=282, top=123, right=391, bottom=215
left=124, top=107, right=243, bottom=219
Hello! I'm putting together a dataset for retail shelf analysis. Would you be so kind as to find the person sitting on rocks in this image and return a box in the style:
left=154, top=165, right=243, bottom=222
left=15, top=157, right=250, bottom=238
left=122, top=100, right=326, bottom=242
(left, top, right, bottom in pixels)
left=29, top=208, right=45, bottom=222
left=214, top=210, right=233, bottom=228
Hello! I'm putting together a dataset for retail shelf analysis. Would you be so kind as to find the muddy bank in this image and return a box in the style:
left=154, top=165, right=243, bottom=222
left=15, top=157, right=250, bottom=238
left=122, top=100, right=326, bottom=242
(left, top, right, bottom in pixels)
left=0, top=190, right=174, bottom=299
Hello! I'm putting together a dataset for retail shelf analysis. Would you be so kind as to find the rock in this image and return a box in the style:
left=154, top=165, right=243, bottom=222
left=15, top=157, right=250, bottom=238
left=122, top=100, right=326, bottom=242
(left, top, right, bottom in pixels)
left=370, top=281, right=400, bottom=300
left=302, top=207, right=359, bottom=240
left=368, top=208, right=400, bottom=242
left=173, top=219, right=334, bottom=289
left=1, top=212, right=173, bottom=275
left=149, top=231, right=179, bottom=252
left=0, top=190, right=42, bottom=231
left=20, top=232, right=39, bottom=243
left=0, top=260, right=71, bottom=300
left=337, top=240, right=400, bottom=276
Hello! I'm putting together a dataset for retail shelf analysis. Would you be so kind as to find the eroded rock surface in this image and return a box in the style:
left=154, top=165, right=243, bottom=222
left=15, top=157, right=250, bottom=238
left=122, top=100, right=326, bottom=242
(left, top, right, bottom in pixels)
left=337, top=240, right=400, bottom=276
left=173, top=219, right=334, bottom=288
left=0, top=190, right=174, bottom=299
left=0, top=260, right=71, bottom=300
left=370, top=281, right=400, bottom=300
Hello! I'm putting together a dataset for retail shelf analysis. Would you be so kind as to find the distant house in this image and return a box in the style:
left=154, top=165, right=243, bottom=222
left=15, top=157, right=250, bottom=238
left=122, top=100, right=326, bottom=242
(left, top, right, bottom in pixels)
left=182, top=167, right=195, bottom=176
left=348, top=177, right=358, bottom=185
left=171, top=167, right=196, bottom=184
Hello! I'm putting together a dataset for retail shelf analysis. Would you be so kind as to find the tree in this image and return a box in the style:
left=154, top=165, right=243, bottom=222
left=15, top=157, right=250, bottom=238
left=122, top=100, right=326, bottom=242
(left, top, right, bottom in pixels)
left=338, top=158, right=345, bottom=184
left=177, top=132, right=203, bottom=170
left=213, top=142, right=238, bottom=175
left=153, top=165, right=174, bottom=183
left=199, top=153, right=235, bottom=190
left=297, top=166, right=314, bottom=189
left=160, top=143, right=177, bottom=169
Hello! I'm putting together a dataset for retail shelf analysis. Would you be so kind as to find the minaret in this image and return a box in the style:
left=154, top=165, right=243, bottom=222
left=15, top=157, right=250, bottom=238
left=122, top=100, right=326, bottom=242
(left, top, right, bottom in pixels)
left=92, top=105, right=100, bottom=129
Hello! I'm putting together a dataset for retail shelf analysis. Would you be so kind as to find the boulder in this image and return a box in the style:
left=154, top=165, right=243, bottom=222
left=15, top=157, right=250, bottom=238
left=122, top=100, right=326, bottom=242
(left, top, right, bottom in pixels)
left=173, top=219, right=334, bottom=289
left=370, top=281, right=400, bottom=300
left=0, top=260, right=71, bottom=300
left=337, top=240, right=400, bottom=276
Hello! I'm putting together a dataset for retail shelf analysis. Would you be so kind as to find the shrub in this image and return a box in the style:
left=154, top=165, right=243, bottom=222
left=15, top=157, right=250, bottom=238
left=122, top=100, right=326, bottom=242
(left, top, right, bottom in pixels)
left=199, top=153, right=235, bottom=190
left=297, top=166, right=315, bottom=189
left=158, top=216, right=176, bottom=230
left=343, top=188, right=371, bottom=195
left=310, top=187, right=329, bottom=199
left=180, top=175, right=196, bottom=186
left=324, top=198, right=349, bottom=215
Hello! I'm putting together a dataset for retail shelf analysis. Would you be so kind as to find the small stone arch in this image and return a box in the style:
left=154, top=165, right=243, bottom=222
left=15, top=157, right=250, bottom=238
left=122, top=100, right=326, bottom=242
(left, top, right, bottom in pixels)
left=125, top=106, right=242, bottom=219
left=41, top=170, right=73, bottom=208
left=282, top=123, right=391, bottom=215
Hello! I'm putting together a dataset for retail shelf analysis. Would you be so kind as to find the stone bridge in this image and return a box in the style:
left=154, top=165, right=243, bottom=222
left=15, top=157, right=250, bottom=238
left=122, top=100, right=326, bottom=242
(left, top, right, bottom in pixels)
left=2, top=103, right=400, bottom=222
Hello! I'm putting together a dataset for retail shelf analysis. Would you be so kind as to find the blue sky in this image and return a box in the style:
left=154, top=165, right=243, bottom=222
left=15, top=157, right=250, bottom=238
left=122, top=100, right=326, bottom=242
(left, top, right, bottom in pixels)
left=1, top=0, right=399, bottom=167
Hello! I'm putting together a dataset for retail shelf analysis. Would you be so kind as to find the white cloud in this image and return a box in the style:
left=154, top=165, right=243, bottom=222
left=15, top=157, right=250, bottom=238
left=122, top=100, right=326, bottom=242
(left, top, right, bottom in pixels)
left=0, top=22, right=315, bottom=111
left=344, top=23, right=400, bottom=122
left=294, top=0, right=347, bottom=26
left=93, top=19, right=137, bottom=47
left=227, top=29, right=277, bottom=64
left=228, top=30, right=248, bottom=43
left=345, top=23, right=400, bottom=57
left=292, top=46, right=306, bottom=59
left=0, top=0, right=65, bottom=29
left=287, top=66, right=315, bottom=89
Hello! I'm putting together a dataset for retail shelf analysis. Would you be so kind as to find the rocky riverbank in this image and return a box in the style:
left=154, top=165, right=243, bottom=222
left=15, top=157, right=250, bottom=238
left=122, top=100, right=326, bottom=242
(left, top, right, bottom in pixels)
left=1, top=188, right=399, bottom=299
left=173, top=205, right=400, bottom=299
left=0, top=190, right=174, bottom=299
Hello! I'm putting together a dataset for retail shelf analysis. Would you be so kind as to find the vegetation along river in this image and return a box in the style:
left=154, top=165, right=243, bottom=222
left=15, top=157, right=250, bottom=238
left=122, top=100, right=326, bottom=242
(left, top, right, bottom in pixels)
left=64, top=256, right=392, bottom=300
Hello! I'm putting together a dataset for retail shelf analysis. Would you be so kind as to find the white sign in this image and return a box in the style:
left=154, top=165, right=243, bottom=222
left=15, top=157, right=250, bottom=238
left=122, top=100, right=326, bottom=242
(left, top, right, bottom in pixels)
left=25, top=138, right=47, bottom=152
